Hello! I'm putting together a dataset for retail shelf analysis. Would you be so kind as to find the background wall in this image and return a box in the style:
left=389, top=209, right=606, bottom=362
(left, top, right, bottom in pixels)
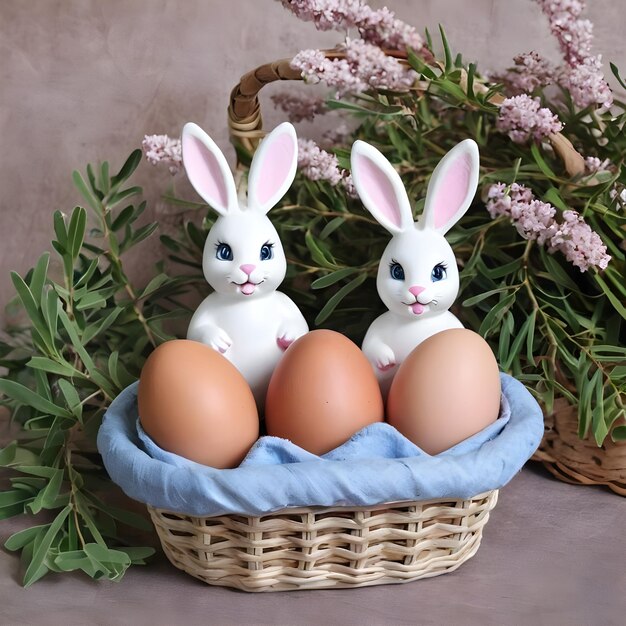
left=1, top=0, right=624, bottom=327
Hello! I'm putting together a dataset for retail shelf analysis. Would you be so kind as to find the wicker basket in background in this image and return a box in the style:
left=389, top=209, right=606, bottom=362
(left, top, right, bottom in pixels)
left=149, top=491, right=498, bottom=592
left=533, top=400, right=626, bottom=496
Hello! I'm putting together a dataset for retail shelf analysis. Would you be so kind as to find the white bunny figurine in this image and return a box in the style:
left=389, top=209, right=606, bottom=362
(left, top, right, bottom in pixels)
left=182, top=121, right=308, bottom=407
left=350, top=138, right=480, bottom=395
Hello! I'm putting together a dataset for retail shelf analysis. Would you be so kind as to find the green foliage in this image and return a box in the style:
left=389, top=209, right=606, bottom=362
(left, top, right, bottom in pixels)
left=1, top=25, right=625, bottom=588
left=0, top=152, right=189, bottom=585
left=261, top=28, right=625, bottom=446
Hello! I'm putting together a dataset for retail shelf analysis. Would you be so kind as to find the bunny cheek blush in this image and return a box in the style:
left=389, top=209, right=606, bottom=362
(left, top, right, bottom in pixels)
left=181, top=122, right=309, bottom=409
left=386, top=329, right=501, bottom=455
left=264, top=330, right=384, bottom=455
left=137, top=340, right=259, bottom=468
left=350, top=138, right=480, bottom=397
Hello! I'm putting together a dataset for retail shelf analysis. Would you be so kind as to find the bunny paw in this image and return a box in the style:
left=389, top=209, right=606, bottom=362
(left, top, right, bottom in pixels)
left=277, top=323, right=306, bottom=351
left=204, top=328, right=232, bottom=354
left=277, top=335, right=294, bottom=351
left=374, top=346, right=397, bottom=372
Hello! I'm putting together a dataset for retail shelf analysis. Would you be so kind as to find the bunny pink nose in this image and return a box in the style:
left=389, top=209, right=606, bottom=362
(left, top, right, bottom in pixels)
left=240, top=264, right=256, bottom=276
left=409, top=285, right=425, bottom=297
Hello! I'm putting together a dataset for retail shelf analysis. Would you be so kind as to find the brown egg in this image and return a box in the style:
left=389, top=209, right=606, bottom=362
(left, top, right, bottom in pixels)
left=265, top=330, right=384, bottom=454
left=138, top=340, right=259, bottom=468
left=387, top=328, right=501, bottom=455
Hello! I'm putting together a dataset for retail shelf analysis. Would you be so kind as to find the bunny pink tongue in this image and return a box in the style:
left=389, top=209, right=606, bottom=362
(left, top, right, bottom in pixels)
left=241, top=282, right=256, bottom=295
left=410, top=303, right=424, bottom=314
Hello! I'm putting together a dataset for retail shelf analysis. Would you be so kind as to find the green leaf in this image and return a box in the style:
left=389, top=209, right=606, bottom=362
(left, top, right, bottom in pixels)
left=27, top=357, right=78, bottom=377
left=5, top=525, right=48, bottom=551
left=27, top=469, right=64, bottom=514
left=58, top=379, right=82, bottom=421
left=82, top=307, right=123, bottom=344
left=29, top=253, right=50, bottom=305
left=111, top=205, right=136, bottom=231
left=108, top=186, right=142, bottom=208
left=407, top=48, right=437, bottom=79
left=530, top=143, right=556, bottom=179
left=140, top=274, right=170, bottom=299
left=612, top=425, right=626, bottom=441
left=439, top=24, right=453, bottom=73
left=10, top=271, right=53, bottom=351
left=75, top=292, right=107, bottom=311
left=117, top=546, right=155, bottom=563
left=479, top=292, right=517, bottom=337
left=466, top=63, right=476, bottom=99
left=305, top=230, right=337, bottom=269
left=609, top=62, right=626, bottom=91
left=0, top=441, right=18, bottom=466
left=42, top=288, right=60, bottom=338
left=462, top=286, right=514, bottom=307
left=68, top=206, right=87, bottom=259
left=72, top=171, right=100, bottom=211
left=311, top=268, right=356, bottom=289
left=53, top=210, right=68, bottom=247
left=23, top=505, right=71, bottom=587
left=74, top=258, right=100, bottom=289
left=110, top=149, right=142, bottom=189
left=543, top=187, right=570, bottom=212
left=0, top=379, right=71, bottom=418
left=525, top=309, right=537, bottom=362
left=319, top=217, right=346, bottom=240
left=315, top=273, right=368, bottom=324
left=594, top=273, right=626, bottom=321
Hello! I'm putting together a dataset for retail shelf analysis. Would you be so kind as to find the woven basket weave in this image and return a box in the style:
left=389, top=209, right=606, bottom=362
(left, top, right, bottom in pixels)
left=148, top=491, right=498, bottom=591
left=533, top=399, right=626, bottom=496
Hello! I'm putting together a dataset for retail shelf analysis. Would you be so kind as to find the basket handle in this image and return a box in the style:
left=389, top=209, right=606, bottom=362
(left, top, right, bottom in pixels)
left=227, top=49, right=585, bottom=176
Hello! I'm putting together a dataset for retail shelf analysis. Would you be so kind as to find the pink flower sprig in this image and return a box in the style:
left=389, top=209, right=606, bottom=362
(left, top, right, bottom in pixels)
left=500, top=51, right=555, bottom=94
left=142, top=135, right=182, bottom=175
left=487, top=182, right=611, bottom=271
left=496, top=95, right=563, bottom=144
left=271, top=93, right=327, bottom=122
left=279, top=0, right=423, bottom=52
left=534, top=0, right=613, bottom=109
left=291, top=39, right=416, bottom=96
left=297, top=138, right=356, bottom=197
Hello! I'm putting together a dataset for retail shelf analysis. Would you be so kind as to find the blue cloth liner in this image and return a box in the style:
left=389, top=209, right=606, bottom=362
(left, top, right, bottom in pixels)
left=97, top=373, right=543, bottom=517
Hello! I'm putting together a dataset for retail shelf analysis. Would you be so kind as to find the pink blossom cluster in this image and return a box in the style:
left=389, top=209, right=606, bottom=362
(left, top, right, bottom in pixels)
left=584, top=156, right=611, bottom=174
left=534, top=0, right=613, bottom=109
left=271, top=93, right=327, bottom=122
left=142, top=134, right=182, bottom=175
left=297, top=138, right=356, bottom=196
left=534, top=0, right=591, bottom=65
left=496, top=95, right=563, bottom=144
left=322, top=123, right=352, bottom=145
left=500, top=52, right=555, bottom=94
left=291, top=39, right=416, bottom=96
left=487, top=182, right=611, bottom=271
left=279, top=0, right=423, bottom=51
left=562, top=56, right=613, bottom=110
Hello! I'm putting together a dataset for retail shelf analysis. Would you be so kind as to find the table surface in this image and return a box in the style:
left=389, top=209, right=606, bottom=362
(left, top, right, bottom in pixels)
left=1, top=463, right=625, bottom=626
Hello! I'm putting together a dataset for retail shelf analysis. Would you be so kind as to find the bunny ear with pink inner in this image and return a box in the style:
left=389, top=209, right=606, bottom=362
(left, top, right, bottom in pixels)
left=420, top=139, right=480, bottom=235
left=350, top=141, right=413, bottom=235
left=182, top=123, right=238, bottom=216
left=247, top=122, right=298, bottom=215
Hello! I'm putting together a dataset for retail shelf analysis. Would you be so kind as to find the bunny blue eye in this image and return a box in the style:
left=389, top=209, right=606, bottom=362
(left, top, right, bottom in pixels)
left=431, top=263, right=447, bottom=282
left=389, top=261, right=405, bottom=281
left=260, top=242, right=274, bottom=261
left=215, top=242, right=233, bottom=261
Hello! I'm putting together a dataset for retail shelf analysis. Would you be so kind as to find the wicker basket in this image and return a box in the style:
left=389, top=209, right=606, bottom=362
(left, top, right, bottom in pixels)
left=148, top=491, right=498, bottom=591
left=533, top=399, right=626, bottom=496
left=143, top=51, right=548, bottom=590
